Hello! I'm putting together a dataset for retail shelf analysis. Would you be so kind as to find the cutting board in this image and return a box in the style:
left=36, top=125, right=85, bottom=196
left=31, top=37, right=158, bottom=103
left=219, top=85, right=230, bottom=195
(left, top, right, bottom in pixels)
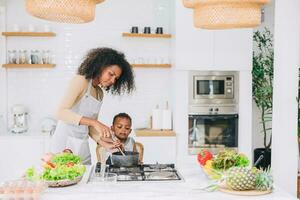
left=219, top=187, right=272, bottom=196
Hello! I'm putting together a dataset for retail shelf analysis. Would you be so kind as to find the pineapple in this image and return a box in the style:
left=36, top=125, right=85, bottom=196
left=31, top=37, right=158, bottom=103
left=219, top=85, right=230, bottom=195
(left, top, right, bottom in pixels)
left=255, top=168, right=273, bottom=191
left=225, top=167, right=256, bottom=191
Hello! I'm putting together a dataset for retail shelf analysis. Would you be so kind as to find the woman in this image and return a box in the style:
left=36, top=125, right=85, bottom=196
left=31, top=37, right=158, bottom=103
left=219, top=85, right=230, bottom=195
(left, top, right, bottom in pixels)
left=50, top=47, right=135, bottom=164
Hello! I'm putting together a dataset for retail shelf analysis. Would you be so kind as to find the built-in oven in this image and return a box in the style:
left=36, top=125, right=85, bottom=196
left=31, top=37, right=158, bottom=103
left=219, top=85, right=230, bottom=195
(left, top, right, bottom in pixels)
left=188, top=114, right=238, bottom=154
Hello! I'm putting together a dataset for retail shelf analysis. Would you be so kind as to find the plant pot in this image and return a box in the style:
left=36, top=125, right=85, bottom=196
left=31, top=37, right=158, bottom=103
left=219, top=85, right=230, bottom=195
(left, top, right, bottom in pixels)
left=253, top=148, right=271, bottom=169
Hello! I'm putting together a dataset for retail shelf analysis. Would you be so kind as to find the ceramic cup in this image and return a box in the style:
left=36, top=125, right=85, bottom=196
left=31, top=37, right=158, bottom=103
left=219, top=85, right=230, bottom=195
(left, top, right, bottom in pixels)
left=143, top=27, right=151, bottom=34
left=131, top=26, right=138, bottom=34
left=156, top=27, right=163, bottom=34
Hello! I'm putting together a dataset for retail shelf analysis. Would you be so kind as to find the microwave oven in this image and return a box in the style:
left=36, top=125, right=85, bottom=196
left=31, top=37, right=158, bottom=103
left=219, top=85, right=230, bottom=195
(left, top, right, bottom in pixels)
left=189, top=71, right=238, bottom=106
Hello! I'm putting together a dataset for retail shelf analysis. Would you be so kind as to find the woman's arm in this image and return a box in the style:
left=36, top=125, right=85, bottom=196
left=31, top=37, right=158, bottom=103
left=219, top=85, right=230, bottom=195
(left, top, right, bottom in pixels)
left=56, top=75, right=112, bottom=137
left=81, top=117, right=112, bottom=137
left=55, top=75, right=86, bottom=125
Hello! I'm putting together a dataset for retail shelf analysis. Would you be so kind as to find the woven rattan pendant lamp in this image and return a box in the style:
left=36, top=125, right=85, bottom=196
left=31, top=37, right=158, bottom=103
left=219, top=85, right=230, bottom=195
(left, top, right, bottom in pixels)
left=183, top=0, right=270, bottom=29
left=26, top=0, right=105, bottom=24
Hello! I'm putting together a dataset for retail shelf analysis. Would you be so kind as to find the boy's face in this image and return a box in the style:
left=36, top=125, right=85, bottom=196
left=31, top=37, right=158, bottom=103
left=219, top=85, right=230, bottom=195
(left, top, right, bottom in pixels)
left=112, top=117, right=132, bottom=140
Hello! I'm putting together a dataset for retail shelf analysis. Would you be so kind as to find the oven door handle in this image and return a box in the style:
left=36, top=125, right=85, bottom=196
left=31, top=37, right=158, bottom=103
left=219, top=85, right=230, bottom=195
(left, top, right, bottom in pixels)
left=189, top=114, right=238, bottom=120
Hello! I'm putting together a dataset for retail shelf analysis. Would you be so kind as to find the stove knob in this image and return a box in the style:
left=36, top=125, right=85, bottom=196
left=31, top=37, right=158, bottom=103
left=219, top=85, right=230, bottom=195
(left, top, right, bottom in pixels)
left=209, top=108, right=213, bottom=114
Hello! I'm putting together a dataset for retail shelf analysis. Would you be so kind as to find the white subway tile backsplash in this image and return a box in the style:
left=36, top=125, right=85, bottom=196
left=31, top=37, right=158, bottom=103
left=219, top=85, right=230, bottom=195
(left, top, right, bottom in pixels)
left=3, top=0, right=173, bottom=132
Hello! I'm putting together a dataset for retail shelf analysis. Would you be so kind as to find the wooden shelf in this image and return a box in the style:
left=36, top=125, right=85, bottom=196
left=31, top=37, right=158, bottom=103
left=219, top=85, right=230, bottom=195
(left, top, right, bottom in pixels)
left=2, top=64, right=56, bottom=68
left=135, top=129, right=176, bottom=137
left=122, top=33, right=171, bottom=38
left=131, top=64, right=171, bottom=68
left=2, top=32, right=56, bottom=37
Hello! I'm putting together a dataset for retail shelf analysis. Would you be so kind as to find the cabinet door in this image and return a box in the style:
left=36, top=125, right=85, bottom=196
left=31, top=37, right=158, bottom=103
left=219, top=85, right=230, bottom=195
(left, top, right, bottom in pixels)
left=214, top=29, right=253, bottom=70
left=0, top=137, right=46, bottom=181
left=175, top=1, right=214, bottom=69
left=135, top=137, right=176, bottom=164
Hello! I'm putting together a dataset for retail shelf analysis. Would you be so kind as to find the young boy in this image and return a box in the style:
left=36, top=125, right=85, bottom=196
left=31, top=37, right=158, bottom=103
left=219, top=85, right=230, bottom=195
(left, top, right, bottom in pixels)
left=97, top=113, right=136, bottom=156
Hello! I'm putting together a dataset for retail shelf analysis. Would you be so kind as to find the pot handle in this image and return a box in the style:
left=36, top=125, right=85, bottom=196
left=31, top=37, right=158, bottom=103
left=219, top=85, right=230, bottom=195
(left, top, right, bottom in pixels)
left=254, top=154, right=264, bottom=167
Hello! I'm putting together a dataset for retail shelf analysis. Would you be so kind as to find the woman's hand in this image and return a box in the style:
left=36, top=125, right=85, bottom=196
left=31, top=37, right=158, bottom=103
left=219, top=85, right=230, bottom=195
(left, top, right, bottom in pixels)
left=80, top=117, right=112, bottom=138
left=97, top=137, right=123, bottom=152
left=93, top=120, right=113, bottom=138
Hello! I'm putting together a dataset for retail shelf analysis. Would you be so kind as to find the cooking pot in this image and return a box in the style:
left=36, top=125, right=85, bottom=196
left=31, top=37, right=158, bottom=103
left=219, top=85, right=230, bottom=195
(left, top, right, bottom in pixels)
left=111, top=151, right=139, bottom=167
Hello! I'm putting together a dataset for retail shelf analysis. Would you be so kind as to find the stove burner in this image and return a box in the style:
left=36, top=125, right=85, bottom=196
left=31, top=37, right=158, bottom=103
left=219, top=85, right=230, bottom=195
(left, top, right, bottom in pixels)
left=146, top=171, right=176, bottom=180
left=148, top=163, right=168, bottom=170
left=117, top=174, right=142, bottom=181
left=93, top=162, right=181, bottom=182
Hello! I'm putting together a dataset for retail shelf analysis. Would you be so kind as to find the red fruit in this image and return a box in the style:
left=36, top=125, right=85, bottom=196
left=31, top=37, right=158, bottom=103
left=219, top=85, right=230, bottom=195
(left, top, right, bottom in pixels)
left=66, top=162, right=74, bottom=167
left=43, top=161, right=56, bottom=169
left=197, top=150, right=213, bottom=166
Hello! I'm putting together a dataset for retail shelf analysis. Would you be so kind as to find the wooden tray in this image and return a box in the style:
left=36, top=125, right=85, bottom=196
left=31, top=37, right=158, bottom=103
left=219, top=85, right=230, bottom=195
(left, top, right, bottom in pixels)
left=44, top=175, right=83, bottom=187
left=219, top=187, right=272, bottom=196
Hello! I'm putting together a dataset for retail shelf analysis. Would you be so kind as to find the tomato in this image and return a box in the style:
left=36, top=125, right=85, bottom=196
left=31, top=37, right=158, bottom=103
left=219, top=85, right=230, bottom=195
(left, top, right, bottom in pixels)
left=197, top=150, right=213, bottom=166
left=66, top=162, right=75, bottom=167
left=43, top=161, right=56, bottom=169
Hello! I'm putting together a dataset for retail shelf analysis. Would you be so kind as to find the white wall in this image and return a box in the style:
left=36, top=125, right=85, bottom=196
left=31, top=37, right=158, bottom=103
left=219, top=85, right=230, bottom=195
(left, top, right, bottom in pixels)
left=1, top=0, right=173, bottom=132
left=272, top=0, right=300, bottom=195
left=0, top=5, right=7, bottom=134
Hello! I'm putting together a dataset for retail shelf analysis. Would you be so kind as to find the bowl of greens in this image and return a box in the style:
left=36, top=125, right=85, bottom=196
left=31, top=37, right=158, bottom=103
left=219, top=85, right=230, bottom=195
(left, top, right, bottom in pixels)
left=26, top=152, right=86, bottom=187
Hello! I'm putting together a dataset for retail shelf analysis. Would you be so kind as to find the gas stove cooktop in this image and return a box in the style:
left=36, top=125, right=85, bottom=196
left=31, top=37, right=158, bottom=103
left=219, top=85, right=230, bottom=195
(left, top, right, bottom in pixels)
left=93, top=162, right=182, bottom=182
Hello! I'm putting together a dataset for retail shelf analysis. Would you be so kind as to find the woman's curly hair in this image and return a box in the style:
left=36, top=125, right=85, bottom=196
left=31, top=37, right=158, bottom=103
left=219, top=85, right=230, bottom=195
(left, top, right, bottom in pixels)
left=78, top=47, right=135, bottom=95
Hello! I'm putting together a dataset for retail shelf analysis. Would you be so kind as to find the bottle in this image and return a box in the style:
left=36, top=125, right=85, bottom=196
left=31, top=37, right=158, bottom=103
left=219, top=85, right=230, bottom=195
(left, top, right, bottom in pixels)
left=151, top=104, right=162, bottom=130
left=12, top=50, right=18, bottom=64
left=162, top=101, right=172, bottom=130
left=19, top=50, right=26, bottom=64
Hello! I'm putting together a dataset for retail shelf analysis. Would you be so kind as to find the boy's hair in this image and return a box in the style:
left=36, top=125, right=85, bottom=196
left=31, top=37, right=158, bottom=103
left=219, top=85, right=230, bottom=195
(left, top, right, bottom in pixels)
left=112, top=113, right=132, bottom=125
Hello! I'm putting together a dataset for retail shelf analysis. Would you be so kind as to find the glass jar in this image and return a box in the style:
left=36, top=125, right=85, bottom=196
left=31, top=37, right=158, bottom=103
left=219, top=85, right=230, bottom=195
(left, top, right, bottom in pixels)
left=42, top=50, right=51, bottom=64
left=31, top=50, right=39, bottom=64
left=19, top=50, right=27, bottom=64
left=8, top=50, right=18, bottom=64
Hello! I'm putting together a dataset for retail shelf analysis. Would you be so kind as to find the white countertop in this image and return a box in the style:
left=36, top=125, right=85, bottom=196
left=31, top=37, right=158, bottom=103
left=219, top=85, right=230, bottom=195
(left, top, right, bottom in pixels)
left=42, top=165, right=297, bottom=200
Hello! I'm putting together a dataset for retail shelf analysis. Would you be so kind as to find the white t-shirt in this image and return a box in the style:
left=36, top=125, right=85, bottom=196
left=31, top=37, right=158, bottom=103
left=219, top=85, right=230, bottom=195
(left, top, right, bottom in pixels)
left=123, top=137, right=135, bottom=151
left=107, top=137, right=136, bottom=164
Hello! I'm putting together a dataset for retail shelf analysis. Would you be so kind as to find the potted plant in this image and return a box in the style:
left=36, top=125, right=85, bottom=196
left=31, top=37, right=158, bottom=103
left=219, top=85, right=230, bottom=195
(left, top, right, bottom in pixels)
left=252, top=28, right=273, bottom=169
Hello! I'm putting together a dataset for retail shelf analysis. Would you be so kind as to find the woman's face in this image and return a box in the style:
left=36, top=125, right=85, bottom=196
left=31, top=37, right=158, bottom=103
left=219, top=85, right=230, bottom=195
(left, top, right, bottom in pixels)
left=97, top=65, right=122, bottom=87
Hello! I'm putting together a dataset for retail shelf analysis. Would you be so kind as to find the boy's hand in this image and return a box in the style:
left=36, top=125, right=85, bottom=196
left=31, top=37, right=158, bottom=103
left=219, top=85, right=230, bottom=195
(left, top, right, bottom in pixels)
left=112, top=140, right=122, bottom=148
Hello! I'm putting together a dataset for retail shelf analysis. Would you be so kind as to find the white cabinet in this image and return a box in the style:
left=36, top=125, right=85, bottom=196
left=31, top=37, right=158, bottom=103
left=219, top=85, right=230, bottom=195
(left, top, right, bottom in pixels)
left=174, top=1, right=253, bottom=71
left=0, top=135, right=49, bottom=181
left=135, top=136, right=177, bottom=164
left=214, top=29, right=253, bottom=70
left=175, top=1, right=214, bottom=69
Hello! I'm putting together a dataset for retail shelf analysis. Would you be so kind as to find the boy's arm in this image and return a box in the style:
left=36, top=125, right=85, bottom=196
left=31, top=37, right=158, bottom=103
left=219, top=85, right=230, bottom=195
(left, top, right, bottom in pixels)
left=133, top=143, right=137, bottom=152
